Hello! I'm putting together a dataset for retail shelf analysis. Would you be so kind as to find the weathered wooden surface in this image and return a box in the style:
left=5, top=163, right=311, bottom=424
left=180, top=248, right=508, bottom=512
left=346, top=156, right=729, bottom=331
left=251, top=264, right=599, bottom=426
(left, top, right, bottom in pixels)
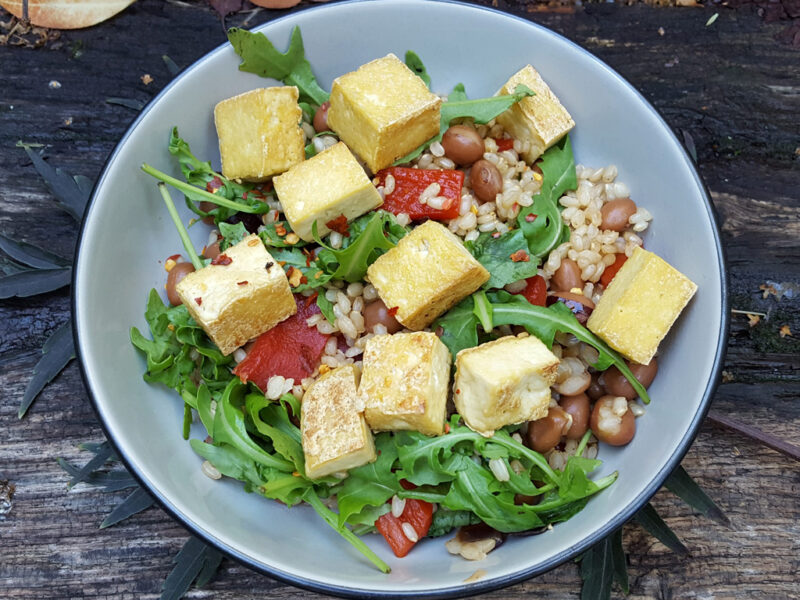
left=1, top=1, right=798, bottom=598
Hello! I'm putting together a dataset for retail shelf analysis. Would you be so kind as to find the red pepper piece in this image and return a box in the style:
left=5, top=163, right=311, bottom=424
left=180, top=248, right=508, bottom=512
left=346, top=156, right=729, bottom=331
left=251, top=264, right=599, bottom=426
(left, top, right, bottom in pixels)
left=513, top=275, right=547, bottom=307
left=376, top=167, right=463, bottom=221
left=233, top=296, right=329, bottom=386
left=325, top=215, right=350, bottom=236
left=375, top=498, right=434, bottom=558
left=206, top=176, right=224, bottom=193
left=600, top=253, right=628, bottom=287
left=495, top=138, right=514, bottom=152
left=211, top=254, right=232, bottom=266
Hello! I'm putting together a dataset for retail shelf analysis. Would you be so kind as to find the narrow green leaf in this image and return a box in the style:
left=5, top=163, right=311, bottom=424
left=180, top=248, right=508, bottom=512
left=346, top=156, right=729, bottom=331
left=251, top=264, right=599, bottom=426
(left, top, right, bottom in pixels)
left=162, top=54, right=181, bottom=76
left=106, top=97, right=145, bottom=111
left=580, top=536, right=614, bottom=600
left=100, top=487, right=155, bottom=529
left=0, top=266, right=72, bottom=299
left=610, top=528, right=629, bottom=594
left=404, top=50, right=430, bottom=87
left=57, top=459, right=139, bottom=492
left=17, top=142, right=92, bottom=221
left=664, top=465, right=729, bottom=526
left=0, top=233, right=71, bottom=268
left=161, top=537, right=223, bottom=600
left=634, top=502, right=689, bottom=555
left=19, top=321, right=75, bottom=418
left=66, top=440, right=113, bottom=488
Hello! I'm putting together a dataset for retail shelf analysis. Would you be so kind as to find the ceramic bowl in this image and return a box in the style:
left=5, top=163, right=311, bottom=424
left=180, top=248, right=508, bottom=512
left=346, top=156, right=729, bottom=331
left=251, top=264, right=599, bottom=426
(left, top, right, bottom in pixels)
left=74, top=0, right=728, bottom=596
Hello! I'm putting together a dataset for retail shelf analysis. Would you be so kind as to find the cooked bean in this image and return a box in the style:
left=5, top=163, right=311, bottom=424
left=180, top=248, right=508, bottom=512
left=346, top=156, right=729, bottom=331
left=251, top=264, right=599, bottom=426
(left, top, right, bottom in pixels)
left=203, top=241, right=221, bottom=260
left=600, top=198, right=637, bottom=232
left=590, top=395, right=635, bottom=446
left=363, top=299, right=402, bottom=334
left=441, top=125, right=484, bottom=166
left=526, top=407, right=571, bottom=453
left=198, top=201, right=216, bottom=225
left=552, top=258, right=583, bottom=291
left=470, top=159, right=503, bottom=202
left=559, top=393, right=590, bottom=440
left=313, top=101, right=330, bottom=133
left=166, top=262, right=195, bottom=306
left=600, top=358, right=658, bottom=400
left=587, top=372, right=605, bottom=401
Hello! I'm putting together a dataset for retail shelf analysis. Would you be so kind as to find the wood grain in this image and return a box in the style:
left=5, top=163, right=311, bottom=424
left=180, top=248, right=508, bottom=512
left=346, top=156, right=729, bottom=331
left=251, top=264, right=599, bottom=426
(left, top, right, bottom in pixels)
left=1, top=1, right=798, bottom=598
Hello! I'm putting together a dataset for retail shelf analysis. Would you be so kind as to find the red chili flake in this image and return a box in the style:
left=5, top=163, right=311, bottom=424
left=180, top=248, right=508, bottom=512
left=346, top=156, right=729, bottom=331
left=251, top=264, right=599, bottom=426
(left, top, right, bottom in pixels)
left=242, top=191, right=248, bottom=200
left=325, top=215, right=350, bottom=237
left=444, top=423, right=451, bottom=434
left=455, top=389, right=461, bottom=394
left=303, top=248, right=314, bottom=267
left=388, top=306, right=399, bottom=317
left=237, top=281, right=249, bottom=286
left=305, top=291, right=319, bottom=308
left=510, top=250, right=530, bottom=262
left=300, top=275, right=308, bottom=284
left=492, top=232, right=502, bottom=238
left=211, top=254, right=232, bottom=266
left=495, top=138, right=514, bottom=152
left=274, top=223, right=287, bottom=237
left=194, top=297, right=202, bottom=306
left=206, top=176, right=224, bottom=193
left=525, top=213, right=537, bottom=223
left=166, top=253, right=181, bottom=263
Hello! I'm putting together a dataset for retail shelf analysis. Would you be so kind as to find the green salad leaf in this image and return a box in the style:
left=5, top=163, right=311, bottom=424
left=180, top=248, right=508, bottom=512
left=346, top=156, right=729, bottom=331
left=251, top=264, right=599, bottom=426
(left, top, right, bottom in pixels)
left=465, top=229, right=540, bottom=289
left=427, top=509, right=481, bottom=538
left=227, top=26, right=329, bottom=106
left=405, top=50, right=430, bottom=87
left=218, top=221, right=248, bottom=250
left=394, top=83, right=535, bottom=165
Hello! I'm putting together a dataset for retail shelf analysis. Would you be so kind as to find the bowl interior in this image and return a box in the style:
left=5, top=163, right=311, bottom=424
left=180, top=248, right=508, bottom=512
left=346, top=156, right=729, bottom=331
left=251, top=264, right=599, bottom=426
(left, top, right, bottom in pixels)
left=74, top=1, right=725, bottom=596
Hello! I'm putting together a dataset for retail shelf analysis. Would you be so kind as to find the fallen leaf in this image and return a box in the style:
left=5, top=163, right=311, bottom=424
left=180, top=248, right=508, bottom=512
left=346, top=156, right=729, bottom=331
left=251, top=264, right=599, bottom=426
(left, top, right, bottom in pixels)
left=760, top=283, right=778, bottom=299
left=721, top=371, right=734, bottom=383
left=464, top=569, right=487, bottom=583
left=140, top=73, right=153, bottom=85
left=706, top=12, right=719, bottom=26
left=779, top=325, right=792, bottom=338
left=0, top=0, right=136, bottom=30
left=747, top=313, right=761, bottom=327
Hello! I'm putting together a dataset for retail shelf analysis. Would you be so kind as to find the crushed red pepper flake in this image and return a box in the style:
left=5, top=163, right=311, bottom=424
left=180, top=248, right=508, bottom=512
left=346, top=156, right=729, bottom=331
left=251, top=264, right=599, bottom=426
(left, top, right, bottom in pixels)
left=325, top=215, right=350, bottom=237
left=303, top=248, right=314, bottom=266
left=211, top=254, right=232, bottom=266
left=206, top=176, right=224, bottom=193
left=274, top=223, right=287, bottom=237
left=525, top=213, right=537, bottom=222
left=166, top=253, right=181, bottom=262
left=237, top=281, right=249, bottom=286
left=510, top=250, right=530, bottom=262
left=195, top=297, right=202, bottom=306
left=388, top=306, right=399, bottom=317
left=492, top=232, right=501, bottom=238
left=305, top=291, right=319, bottom=308
left=444, top=423, right=451, bottom=433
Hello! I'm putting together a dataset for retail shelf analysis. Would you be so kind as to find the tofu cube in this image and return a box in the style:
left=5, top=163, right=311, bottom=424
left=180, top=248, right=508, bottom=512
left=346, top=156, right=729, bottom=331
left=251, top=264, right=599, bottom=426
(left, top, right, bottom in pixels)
left=586, top=247, right=697, bottom=365
left=359, top=332, right=451, bottom=436
left=301, top=365, right=376, bottom=479
left=495, top=65, right=575, bottom=163
left=214, top=86, right=304, bottom=181
left=273, top=141, right=383, bottom=242
left=453, top=334, right=560, bottom=437
left=327, top=54, right=441, bottom=173
left=175, top=234, right=296, bottom=355
left=366, top=220, right=490, bottom=331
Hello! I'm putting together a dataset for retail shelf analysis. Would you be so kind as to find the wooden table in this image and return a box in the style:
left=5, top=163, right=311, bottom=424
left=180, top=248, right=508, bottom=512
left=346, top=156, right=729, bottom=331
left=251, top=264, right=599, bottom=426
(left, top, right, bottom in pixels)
left=1, top=1, right=798, bottom=598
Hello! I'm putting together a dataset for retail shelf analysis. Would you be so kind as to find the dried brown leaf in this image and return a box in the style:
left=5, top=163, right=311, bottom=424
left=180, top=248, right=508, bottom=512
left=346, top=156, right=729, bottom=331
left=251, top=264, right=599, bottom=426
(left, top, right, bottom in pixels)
left=779, top=324, right=792, bottom=338
left=0, top=0, right=136, bottom=30
left=747, top=313, right=761, bottom=327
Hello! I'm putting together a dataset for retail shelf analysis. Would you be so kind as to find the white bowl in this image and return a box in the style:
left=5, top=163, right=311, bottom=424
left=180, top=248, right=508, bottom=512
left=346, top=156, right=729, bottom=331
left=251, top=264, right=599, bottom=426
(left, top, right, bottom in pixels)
left=73, top=0, right=728, bottom=596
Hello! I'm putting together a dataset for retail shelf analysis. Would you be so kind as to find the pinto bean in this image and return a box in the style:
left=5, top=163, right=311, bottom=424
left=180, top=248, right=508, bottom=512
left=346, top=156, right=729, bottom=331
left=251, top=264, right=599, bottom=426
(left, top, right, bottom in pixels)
left=363, top=299, right=402, bottom=334
left=559, top=393, right=591, bottom=440
left=166, top=262, right=195, bottom=306
left=313, top=101, right=330, bottom=133
left=590, top=395, right=635, bottom=446
left=600, top=198, right=637, bottom=232
left=469, top=159, right=503, bottom=202
left=441, top=125, right=484, bottom=166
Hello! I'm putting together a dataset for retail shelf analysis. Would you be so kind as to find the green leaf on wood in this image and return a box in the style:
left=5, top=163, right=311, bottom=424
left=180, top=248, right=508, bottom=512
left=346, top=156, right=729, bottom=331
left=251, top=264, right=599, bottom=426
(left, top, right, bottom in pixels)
left=100, top=487, right=155, bottom=529
left=66, top=440, right=113, bottom=488
left=580, top=535, right=614, bottom=600
left=57, top=458, right=139, bottom=492
left=0, top=233, right=71, bottom=268
left=634, top=502, right=689, bottom=555
left=162, top=54, right=181, bottom=76
left=106, top=97, right=145, bottom=111
left=160, top=537, right=223, bottom=600
left=610, top=528, right=629, bottom=594
left=19, top=321, right=75, bottom=418
left=665, top=465, right=729, bottom=526
left=0, top=266, right=72, bottom=300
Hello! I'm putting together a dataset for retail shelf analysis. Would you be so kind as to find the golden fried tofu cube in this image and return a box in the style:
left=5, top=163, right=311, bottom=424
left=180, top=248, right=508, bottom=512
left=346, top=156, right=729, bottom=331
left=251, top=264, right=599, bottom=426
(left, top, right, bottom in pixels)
left=301, top=365, right=376, bottom=479
left=453, top=335, right=559, bottom=437
left=327, top=54, right=441, bottom=173
left=587, top=247, right=697, bottom=365
left=176, top=234, right=296, bottom=355
left=360, top=332, right=451, bottom=436
left=495, top=65, right=575, bottom=163
left=367, top=221, right=490, bottom=331
left=273, top=141, right=382, bottom=242
left=214, top=87, right=304, bottom=181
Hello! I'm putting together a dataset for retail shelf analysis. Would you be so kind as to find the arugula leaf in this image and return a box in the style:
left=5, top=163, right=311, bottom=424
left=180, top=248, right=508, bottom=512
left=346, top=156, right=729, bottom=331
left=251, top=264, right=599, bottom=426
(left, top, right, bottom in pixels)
left=466, top=229, right=540, bottom=289
left=427, top=508, right=481, bottom=538
left=218, top=221, right=248, bottom=250
left=394, top=84, right=535, bottom=165
left=246, top=393, right=305, bottom=475
left=404, top=50, right=430, bottom=87
left=518, top=135, right=576, bottom=257
left=227, top=26, right=329, bottom=106
left=259, top=220, right=309, bottom=248
left=315, top=290, right=336, bottom=325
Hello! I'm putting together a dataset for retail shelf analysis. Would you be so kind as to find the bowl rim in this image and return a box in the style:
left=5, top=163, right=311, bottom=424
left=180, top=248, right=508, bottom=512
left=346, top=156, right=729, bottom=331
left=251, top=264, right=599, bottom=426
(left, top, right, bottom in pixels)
left=72, top=0, right=730, bottom=597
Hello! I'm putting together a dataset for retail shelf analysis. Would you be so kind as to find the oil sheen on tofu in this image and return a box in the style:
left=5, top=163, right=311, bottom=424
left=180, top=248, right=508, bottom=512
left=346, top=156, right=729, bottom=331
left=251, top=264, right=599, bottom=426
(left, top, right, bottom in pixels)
left=327, top=53, right=442, bottom=173
left=359, top=332, right=451, bottom=436
left=587, top=247, right=697, bottom=365
left=301, top=365, right=376, bottom=480
left=175, top=234, right=296, bottom=356
left=273, top=141, right=383, bottom=242
left=367, top=221, right=490, bottom=331
left=214, top=86, right=305, bottom=181
left=454, top=334, right=560, bottom=437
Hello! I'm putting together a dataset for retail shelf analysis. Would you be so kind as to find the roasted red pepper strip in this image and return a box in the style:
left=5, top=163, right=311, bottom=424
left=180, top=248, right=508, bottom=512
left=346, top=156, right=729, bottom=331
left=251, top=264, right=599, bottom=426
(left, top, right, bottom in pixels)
left=376, top=167, right=463, bottom=221
left=513, top=275, right=547, bottom=307
left=233, top=295, right=329, bottom=386
left=375, top=498, right=434, bottom=558
left=600, top=253, right=628, bottom=287
left=495, top=138, right=514, bottom=152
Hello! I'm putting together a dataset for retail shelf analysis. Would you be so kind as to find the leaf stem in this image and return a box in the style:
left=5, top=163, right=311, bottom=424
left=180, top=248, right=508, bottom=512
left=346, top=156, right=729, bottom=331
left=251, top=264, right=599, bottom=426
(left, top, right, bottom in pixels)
left=473, top=291, right=493, bottom=332
left=157, top=183, right=203, bottom=270
left=304, top=490, right=391, bottom=573
left=143, top=163, right=262, bottom=214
